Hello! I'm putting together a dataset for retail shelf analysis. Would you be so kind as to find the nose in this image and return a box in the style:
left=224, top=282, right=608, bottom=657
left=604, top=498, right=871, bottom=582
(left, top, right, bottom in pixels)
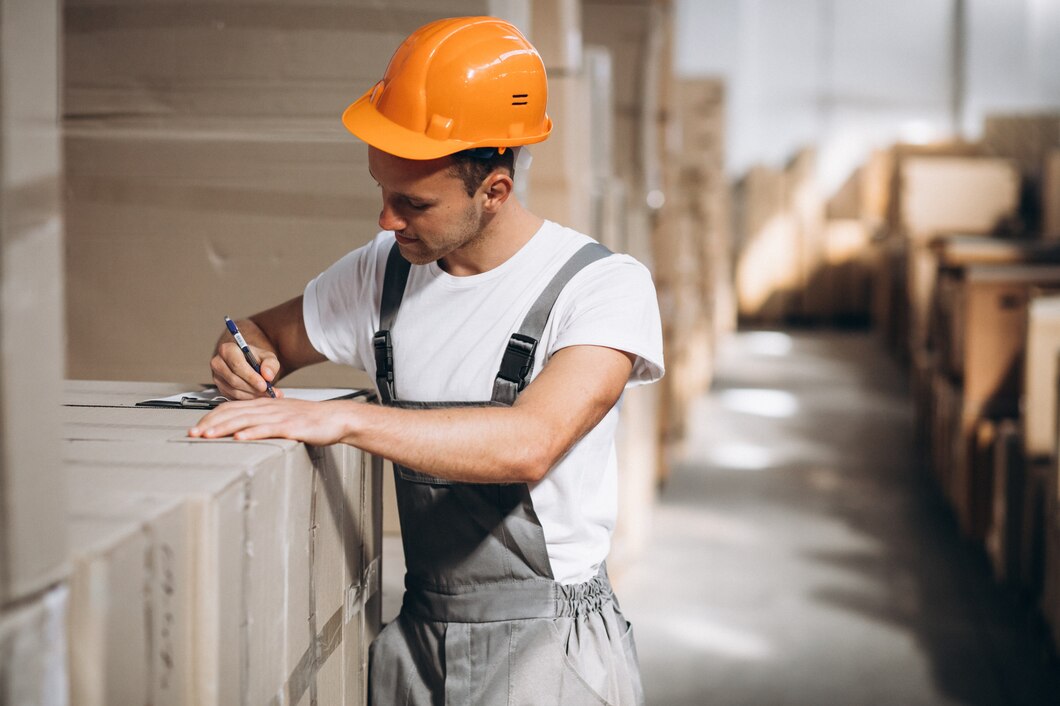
left=378, top=199, right=407, bottom=232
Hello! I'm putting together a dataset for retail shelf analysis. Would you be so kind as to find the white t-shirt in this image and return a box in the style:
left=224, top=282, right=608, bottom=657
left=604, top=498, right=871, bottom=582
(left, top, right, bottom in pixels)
left=303, top=220, right=664, bottom=584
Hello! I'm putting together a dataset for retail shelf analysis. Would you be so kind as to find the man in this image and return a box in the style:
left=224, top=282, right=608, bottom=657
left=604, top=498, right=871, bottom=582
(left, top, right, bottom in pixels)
left=190, top=16, right=663, bottom=705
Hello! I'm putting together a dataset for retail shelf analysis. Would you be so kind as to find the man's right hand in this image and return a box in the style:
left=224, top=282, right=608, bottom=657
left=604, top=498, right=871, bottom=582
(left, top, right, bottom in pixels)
left=210, top=319, right=284, bottom=400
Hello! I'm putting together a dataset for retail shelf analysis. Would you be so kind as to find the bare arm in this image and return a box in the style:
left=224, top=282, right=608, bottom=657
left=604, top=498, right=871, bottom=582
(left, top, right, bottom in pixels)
left=191, top=344, right=634, bottom=483
left=210, top=296, right=326, bottom=399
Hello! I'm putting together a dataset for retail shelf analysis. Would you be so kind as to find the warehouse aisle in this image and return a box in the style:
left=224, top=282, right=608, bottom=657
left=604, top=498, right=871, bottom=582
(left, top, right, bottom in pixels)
left=616, top=330, right=1060, bottom=706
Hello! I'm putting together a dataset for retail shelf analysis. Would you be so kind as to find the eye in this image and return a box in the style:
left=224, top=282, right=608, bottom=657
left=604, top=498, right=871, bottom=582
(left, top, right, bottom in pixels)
left=405, top=198, right=430, bottom=211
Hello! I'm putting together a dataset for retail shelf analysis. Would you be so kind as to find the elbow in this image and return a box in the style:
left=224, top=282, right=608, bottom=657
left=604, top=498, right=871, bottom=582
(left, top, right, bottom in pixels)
left=505, top=438, right=564, bottom=484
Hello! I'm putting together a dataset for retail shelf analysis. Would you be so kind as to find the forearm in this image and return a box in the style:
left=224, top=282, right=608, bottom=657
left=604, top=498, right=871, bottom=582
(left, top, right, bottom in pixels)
left=339, top=401, right=562, bottom=483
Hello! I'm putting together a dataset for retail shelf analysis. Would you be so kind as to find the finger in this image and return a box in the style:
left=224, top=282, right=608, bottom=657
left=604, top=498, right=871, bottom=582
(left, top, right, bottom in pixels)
left=189, top=399, right=275, bottom=437
left=234, top=423, right=292, bottom=441
left=196, top=406, right=287, bottom=439
left=219, top=342, right=270, bottom=394
left=257, top=353, right=280, bottom=384
left=210, top=357, right=258, bottom=400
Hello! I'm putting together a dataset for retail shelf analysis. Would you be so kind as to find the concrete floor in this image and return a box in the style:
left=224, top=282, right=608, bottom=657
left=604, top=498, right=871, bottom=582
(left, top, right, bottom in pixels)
left=380, top=329, right=1060, bottom=705
left=616, top=329, right=1060, bottom=706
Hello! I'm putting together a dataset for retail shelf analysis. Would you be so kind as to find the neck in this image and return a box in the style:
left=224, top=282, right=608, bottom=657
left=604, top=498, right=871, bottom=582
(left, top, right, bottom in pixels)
left=439, top=200, right=544, bottom=276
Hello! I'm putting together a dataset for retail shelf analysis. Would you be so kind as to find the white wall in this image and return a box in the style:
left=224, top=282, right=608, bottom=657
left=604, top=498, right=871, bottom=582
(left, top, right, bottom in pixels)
left=676, top=0, right=1060, bottom=193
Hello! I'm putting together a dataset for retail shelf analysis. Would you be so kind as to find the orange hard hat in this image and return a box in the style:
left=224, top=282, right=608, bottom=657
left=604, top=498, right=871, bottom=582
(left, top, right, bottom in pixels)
left=341, top=16, right=552, bottom=160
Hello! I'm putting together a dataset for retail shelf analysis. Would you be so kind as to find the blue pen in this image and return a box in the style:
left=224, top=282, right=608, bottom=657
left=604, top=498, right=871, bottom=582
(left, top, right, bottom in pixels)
left=224, top=316, right=277, bottom=398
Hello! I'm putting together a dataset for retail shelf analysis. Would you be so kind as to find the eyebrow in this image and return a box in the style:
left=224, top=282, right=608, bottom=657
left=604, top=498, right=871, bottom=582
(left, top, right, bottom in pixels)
left=367, top=167, right=436, bottom=204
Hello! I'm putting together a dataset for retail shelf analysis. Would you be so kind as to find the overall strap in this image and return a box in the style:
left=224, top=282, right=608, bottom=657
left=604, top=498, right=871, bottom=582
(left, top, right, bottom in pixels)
left=491, top=242, right=612, bottom=405
left=373, top=242, right=412, bottom=404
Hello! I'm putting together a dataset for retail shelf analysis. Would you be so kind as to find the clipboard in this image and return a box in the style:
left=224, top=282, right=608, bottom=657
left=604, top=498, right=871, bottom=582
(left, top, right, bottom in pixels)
left=136, top=386, right=372, bottom=410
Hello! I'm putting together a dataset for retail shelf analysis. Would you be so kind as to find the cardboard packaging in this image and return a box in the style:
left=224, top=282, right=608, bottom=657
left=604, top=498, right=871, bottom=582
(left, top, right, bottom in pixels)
left=1023, top=295, right=1060, bottom=460
left=897, top=156, right=1020, bottom=352
left=822, top=219, right=873, bottom=324
left=735, top=166, right=799, bottom=323
left=62, top=381, right=381, bottom=706
left=985, top=419, right=1022, bottom=583
left=0, top=0, right=68, bottom=607
left=67, top=496, right=190, bottom=706
left=953, top=266, right=1060, bottom=407
left=63, top=0, right=524, bottom=121
left=1045, top=151, right=1060, bottom=240
left=0, top=586, right=69, bottom=705
left=530, top=0, right=582, bottom=73
left=527, top=72, right=594, bottom=235
left=63, top=122, right=377, bottom=389
left=894, top=153, right=1017, bottom=241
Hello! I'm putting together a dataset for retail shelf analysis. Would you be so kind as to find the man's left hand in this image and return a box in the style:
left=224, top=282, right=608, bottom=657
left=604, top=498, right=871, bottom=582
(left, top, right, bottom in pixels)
left=188, top=398, right=351, bottom=446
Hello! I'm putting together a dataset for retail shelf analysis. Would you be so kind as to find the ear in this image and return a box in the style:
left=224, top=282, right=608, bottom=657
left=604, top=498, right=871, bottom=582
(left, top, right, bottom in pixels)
left=480, top=171, right=514, bottom=213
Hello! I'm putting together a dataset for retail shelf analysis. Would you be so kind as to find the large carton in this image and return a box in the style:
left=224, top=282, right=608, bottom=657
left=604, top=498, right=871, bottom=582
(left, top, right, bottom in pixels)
left=986, top=419, right=1022, bottom=583
left=1023, top=295, right=1060, bottom=459
left=953, top=266, right=1060, bottom=406
left=582, top=0, right=668, bottom=204
left=0, top=0, right=67, bottom=607
left=62, top=381, right=381, bottom=706
left=0, top=586, right=68, bottom=705
left=63, top=122, right=377, bottom=389
left=1045, top=151, right=1060, bottom=240
left=822, top=219, right=873, bottom=323
left=898, top=156, right=1020, bottom=352
left=735, top=166, right=798, bottom=322
left=62, top=0, right=530, bottom=388
left=527, top=72, right=594, bottom=235
left=67, top=496, right=189, bottom=706
left=64, top=0, right=528, bottom=121
left=530, top=0, right=582, bottom=73
left=902, top=157, right=1016, bottom=223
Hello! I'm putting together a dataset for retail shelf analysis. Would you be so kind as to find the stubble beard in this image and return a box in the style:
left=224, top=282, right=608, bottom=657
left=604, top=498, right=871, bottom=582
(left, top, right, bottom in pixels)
left=399, top=199, right=486, bottom=266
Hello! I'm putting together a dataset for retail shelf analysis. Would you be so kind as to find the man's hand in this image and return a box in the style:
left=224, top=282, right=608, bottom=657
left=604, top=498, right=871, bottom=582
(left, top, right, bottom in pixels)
left=210, top=331, right=284, bottom=400
left=189, top=398, right=350, bottom=445
left=208, top=298, right=327, bottom=400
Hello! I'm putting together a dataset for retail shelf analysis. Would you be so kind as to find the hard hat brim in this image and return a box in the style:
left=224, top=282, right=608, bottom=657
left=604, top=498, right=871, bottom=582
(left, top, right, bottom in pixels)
left=341, top=90, right=551, bottom=161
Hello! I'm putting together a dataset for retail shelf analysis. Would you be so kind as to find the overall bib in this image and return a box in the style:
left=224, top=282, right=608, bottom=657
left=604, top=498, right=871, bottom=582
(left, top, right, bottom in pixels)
left=367, top=242, right=645, bottom=706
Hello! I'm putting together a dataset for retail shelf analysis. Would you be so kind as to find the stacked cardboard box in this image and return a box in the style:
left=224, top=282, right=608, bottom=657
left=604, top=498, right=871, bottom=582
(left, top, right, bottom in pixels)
left=981, top=113, right=1060, bottom=233
left=1, top=0, right=68, bottom=637
left=583, top=0, right=677, bottom=489
left=0, top=586, right=68, bottom=704
left=931, top=265, right=1060, bottom=538
left=896, top=156, right=1020, bottom=356
left=63, top=0, right=529, bottom=389
left=735, top=166, right=797, bottom=323
left=1045, top=151, right=1060, bottom=240
left=62, top=381, right=382, bottom=706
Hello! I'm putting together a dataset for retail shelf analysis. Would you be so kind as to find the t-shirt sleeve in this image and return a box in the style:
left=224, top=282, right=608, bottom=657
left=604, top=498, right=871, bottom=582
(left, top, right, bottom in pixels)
left=550, top=254, right=665, bottom=386
left=302, top=235, right=387, bottom=370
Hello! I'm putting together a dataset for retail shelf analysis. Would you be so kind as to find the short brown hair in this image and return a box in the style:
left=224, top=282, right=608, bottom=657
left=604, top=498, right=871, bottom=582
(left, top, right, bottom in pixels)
left=448, top=148, right=516, bottom=196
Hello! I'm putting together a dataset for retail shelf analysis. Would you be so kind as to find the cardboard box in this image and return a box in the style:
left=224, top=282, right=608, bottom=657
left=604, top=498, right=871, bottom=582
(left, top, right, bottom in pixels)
left=1023, top=295, right=1060, bottom=459
left=953, top=266, right=1060, bottom=406
left=822, top=219, right=873, bottom=323
left=981, top=114, right=1060, bottom=181
left=735, top=166, right=798, bottom=322
left=62, top=381, right=381, bottom=706
left=986, top=419, right=1023, bottom=583
left=897, top=156, right=1019, bottom=242
left=67, top=496, right=189, bottom=706
left=0, top=586, right=68, bottom=705
left=0, top=0, right=68, bottom=607
left=63, top=0, right=518, bottom=121
left=63, top=122, right=377, bottom=389
left=582, top=0, right=668, bottom=203
left=530, top=0, right=582, bottom=73
left=1045, top=150, right=1060, bottom=240
left=527, top=72, right=594, bottom=235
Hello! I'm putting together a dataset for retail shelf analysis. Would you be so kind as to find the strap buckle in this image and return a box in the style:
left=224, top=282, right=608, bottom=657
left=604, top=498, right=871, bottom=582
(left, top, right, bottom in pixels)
left=373, top=331, right=395, bottom=400
left=497, top=334, right=538, bottom=390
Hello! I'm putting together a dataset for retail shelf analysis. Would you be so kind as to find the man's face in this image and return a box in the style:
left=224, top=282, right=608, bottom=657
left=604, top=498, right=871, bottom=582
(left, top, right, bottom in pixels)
left=367, top=147, right=484, bottom=266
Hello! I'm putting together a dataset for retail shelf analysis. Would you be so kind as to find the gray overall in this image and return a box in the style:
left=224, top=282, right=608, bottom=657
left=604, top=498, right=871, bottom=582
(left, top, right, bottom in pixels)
left=367, top=242, right=645, bottom=706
